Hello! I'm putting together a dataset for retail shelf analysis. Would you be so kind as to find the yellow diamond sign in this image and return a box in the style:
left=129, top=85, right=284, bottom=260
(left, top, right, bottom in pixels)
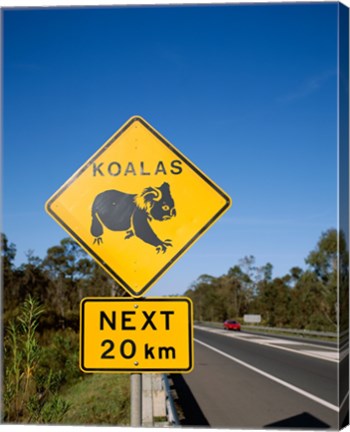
left=46, top=116, right=231, bottom=297
left=80, top=297, right=193, bottom=373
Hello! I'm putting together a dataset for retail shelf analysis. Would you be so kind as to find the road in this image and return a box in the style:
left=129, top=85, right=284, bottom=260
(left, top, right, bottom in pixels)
left=170, top=325, right=348, bottom=429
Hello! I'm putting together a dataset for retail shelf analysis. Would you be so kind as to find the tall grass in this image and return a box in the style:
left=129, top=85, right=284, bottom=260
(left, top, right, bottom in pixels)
left=3, top=295, right=69, bottom=423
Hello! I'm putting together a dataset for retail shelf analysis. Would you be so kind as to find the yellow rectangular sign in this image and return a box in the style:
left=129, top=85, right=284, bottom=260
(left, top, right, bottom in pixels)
left=80, top=297, right=193, bottom=373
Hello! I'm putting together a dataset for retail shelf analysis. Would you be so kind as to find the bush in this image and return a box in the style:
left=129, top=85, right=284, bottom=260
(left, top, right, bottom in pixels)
left=39, top=328, right=82, bottom=388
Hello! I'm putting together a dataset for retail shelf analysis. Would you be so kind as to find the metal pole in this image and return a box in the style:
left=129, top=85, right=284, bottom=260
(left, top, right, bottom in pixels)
left=130, top=373, right=142, bottom=427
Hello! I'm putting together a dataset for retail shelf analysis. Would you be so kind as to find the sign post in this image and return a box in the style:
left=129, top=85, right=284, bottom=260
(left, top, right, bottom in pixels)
left=46, top=116, right=231, bottom=425
left=130, top=373, right=142, bottom=427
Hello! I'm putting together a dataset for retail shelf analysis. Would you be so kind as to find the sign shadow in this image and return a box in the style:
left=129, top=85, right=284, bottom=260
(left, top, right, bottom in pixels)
left=264, top=412, right=330, bottom=429
left=169, top=374, right=210, bottom=426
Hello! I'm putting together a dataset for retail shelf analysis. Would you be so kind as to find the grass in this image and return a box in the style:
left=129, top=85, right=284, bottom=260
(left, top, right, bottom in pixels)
left=59, top=373, right=130, bottom=426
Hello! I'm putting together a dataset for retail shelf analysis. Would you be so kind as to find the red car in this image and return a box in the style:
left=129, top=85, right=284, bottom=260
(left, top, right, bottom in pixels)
left=223, top=319, right=241, bottom=331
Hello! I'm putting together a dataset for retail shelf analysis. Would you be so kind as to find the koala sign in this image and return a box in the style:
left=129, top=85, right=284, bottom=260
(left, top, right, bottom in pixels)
left=46, top=116, right=231, bottom=297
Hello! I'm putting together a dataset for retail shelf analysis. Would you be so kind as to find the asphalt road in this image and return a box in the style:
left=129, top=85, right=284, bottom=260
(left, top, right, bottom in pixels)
left=171, top=326, right=348, bottom=429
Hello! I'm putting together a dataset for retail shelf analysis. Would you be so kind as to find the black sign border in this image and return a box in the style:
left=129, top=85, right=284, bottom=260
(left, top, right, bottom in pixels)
left=46, top=116, right=231, bottom=297
left=80, top=297, right=193, bottom=373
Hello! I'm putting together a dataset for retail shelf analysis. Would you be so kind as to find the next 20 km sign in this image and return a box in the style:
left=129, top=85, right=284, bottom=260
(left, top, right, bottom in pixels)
left=80, top=297, right=193, bottom=373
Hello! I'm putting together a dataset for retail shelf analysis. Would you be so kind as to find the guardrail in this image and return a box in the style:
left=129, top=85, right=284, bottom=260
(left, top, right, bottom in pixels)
left=242, top=324, right=337, bottom=338
left=141, top=374, right=180, bottom=427
left=196, top=321, right=338, bottom=339
left=162, top=374, right=180, bottom=426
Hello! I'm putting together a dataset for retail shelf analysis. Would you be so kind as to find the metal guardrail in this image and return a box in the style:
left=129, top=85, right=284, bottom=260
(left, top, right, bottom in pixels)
left=196, top=321, right=338, bottom=339
left=141, top=374, right=180, bottom=427
left=162, top=374, right=180, bottom=426
left=242, top=324, right=337, bottom=338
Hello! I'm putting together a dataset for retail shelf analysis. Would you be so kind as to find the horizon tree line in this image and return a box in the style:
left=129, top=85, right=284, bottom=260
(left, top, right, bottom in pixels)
left=2, top=227, right=348, bottom=332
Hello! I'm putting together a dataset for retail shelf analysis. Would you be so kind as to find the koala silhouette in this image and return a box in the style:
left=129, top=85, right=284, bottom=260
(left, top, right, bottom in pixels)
left=90, top=182, right=176, bottom=253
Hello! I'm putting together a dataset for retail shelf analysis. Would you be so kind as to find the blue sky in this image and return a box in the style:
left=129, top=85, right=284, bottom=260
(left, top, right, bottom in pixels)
left=2, top=2, right=339, bottom=296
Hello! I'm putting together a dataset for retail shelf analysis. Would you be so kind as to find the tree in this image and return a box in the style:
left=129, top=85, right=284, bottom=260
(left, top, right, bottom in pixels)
left=16, top=251, right=52, bottom=306
left=42, top=237, right=125, bottom=324
left=306, top=229, right=337, bottom=283
left=2, top=233, right=19, bottom=313
left=225, top=265, right=252, bottom=317
left=42, top=238, right=92, bottom=322
left=290, top=271, right=331, bottom=330
left=305, top=229, right=338, bottom=328
left=339, top=229, right=349, bottom=334
left=87, top=261, right=126, bottom=298
left=185, top=274, right=219, bottom=321
left=256, top=277, right=290, bottom=327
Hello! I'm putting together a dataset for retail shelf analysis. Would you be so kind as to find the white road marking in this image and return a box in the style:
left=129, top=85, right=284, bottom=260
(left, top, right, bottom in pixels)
left=261, top=339, right=301, bottom=345
left=195, top=338, right=339, bottom=413
left=195, top=325, right=339, bottom=362
left=302, top=351, right=340, bottom=361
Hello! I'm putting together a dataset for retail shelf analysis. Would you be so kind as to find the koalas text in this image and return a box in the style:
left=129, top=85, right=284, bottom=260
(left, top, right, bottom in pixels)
left=92, top=160, right=183, bottom=177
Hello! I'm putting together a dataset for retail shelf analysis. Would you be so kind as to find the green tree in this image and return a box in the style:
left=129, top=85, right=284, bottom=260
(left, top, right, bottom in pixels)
left=256, top=277, right=290, bottom=327
left=224, top=265, right=252, bottom=317
left=87, top=261, right=126, bottom=298
left=339, top=229, right=349, bottom=335
left=16, top=251, right=52, bottom=307
left=306, top=229, right=337, bottom=281
left=185, top=274, right=219, bottom=321
left=2, top=233, right=19, bottom=313
left=42, top=237, right=125, bottom=324
left=305, top=229, right=338, bottom=329
left=290, top=271, right=330, bottom=330
left=43, top=238, right=92, bottom=323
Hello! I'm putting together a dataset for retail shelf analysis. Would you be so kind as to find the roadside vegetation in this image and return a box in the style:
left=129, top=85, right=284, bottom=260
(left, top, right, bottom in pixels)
left=185, top=228, right=348, bottom=332
left=1, top=227, right=348, bottom=423
left=2, top=234, right=129, bottom=424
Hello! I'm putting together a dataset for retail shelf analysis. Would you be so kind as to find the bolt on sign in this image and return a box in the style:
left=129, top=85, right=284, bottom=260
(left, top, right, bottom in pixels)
left=46, top=116, right=231, bottom=297
left=80, top=297, right=193, bottom=373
